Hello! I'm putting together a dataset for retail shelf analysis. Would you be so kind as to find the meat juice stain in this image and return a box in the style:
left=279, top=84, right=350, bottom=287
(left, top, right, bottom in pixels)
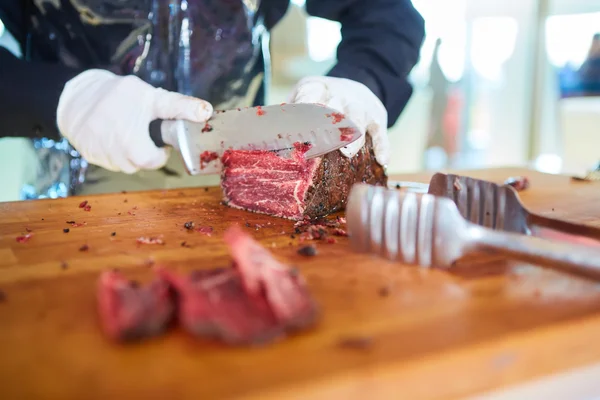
left=326, top=112, right=345, bottom=124
left=339, top=127, right=355, bottom=142
left=199, top=151, right=219, bottom=170
left=201, top=123, right=213, bottom=133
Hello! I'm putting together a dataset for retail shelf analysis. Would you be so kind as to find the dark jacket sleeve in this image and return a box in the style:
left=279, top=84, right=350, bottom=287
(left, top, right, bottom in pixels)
left=305, top=0, right=425, bottom=127
left=0, top=47, right=82, bottom=140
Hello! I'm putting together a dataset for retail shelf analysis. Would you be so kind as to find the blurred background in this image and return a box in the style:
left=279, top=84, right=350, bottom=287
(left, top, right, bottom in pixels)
left=1, top=0, right=599, bottom=201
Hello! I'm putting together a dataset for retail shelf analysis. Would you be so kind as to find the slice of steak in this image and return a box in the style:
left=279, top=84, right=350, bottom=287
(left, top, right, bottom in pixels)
left=221, top=136, right=386, bottom=220
left=158, top=226, right=318, bottom=345
left=158, top=268, right=284, bottom=345
left=97, top=271, right=174, bottom=342
left=223, top=225, right=318, bottom=330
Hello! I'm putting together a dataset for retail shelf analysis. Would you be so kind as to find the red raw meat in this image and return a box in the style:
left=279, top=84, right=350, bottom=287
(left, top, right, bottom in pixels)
left=97, top=271, right=174, bottom=341
left=158, top=268, right=284, bottom=345
left=158, top=226, right=318, bottom=345
left=326, top=112, right=345, bottom=124
left=16, top=234, right=32, bottom=243
left=221, top=142, right=320, bottom=220
left=339, top=127, right=356, bottom=141
left=221, top=136, right=386, bottom=220
left=223, top=226, right=317, bottom=325
left=200, top=151, right=219, bottom=170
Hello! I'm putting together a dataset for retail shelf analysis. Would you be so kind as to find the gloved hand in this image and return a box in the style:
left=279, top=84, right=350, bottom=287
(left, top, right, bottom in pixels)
left=57, top=69, right=213, bottom=174
left=287, top=76, right=390, bottom=167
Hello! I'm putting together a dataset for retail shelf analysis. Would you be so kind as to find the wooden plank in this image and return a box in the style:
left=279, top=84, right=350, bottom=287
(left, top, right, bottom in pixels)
left=0, top=169, right=599, bottom=399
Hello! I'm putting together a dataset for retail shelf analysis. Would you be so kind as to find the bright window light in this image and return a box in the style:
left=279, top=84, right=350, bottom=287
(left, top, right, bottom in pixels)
left=470, top=17, right=518, bottom=81
left=0, top=19, right=4, bottom=37
left=290, top=0, right=305, bottom=7
left=546, top=12, right=600, bottom=68
left=306, top=17, right=341, bottom=62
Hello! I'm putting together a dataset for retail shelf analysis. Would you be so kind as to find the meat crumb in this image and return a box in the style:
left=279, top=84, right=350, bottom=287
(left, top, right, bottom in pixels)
left=326, top=112, right=345, bottom=124
left=378, top=286, right=390, bottom=297
left=195, top=226, right=213, bottom=236
left=111, top=232, right=116, bottom=236
left=333, top=228, right=348, bottom=237
left=204, top=187, right=209, bottom=192
left=84, top=204, right=92, bottom=211
left=181, top=241, right=192, bottom=248
left=124, top=199, right=128, bottom=203
left=256, top=105, right=265, bottom=116
left=63, top=228, right=70, bottom=233
left=339, top=127, right=356, bottom=141
left=136, top=237, right=165, bottom=245
left=184, top=221, right=195, bottom=230
left=69, top=221, right=87, bottom=227
left=79, top=200, right=88, bottom=208
left=297, top=245, right=318, bottom=257
left=325, top=237, right=337, bottom=244
left=79, top=244, right=89, bottom=252
left=337, top=336, right=373, bottom=350
left=504, top=176, right=530, bottom=191
left=453, top=177, right=462, bottom=191
left=201, top=122, right=213, bottom=133
left=199, top=151, right=219, bottom=169
left=25, top=227, right=32, bottom=233
left=16, top=234, right=32, bottom=243
left=66, top=220, right=75, bottom=224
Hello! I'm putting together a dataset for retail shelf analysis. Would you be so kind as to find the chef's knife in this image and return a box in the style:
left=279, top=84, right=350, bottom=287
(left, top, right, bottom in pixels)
left=149, top=103, right=363, bottom=175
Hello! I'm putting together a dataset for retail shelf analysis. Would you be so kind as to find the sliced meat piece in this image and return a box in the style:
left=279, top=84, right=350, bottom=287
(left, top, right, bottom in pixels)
left=97, top=271, right=174, bottom=341
left=158, top=268, right=284, bottom=345
left=221, top=136, right=386, bottom=220
left=223, top=226, right=318, bottom=329
left=157, top=226, right=318, bottom=345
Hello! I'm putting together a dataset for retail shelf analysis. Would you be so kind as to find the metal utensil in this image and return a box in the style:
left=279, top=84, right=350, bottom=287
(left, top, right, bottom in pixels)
left=346, top=184, right=600, bottom=281
left=427, top=173, right=600, bottom=247
left=149, top=104, right=363, bottom=175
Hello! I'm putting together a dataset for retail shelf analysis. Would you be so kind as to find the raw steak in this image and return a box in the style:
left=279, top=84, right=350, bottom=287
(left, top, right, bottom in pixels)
left=158, top=226, right=318, bottom=345
left=97, top=271, right=175, bottom=341
left=221, top=136, right=386, bottom=220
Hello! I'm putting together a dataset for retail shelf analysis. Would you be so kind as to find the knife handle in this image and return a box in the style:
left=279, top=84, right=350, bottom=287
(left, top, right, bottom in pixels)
left=149, top=119, right=166, bottom=147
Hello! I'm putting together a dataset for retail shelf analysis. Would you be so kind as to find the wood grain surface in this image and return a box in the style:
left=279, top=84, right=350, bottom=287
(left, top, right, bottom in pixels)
left=1, top=167, right=600, bottom=400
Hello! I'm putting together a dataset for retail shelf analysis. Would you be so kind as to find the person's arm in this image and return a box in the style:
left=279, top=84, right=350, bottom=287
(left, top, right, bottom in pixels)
left=0, top=47, right=82, bottom=140
left=305, top=0, right=425, bottom=127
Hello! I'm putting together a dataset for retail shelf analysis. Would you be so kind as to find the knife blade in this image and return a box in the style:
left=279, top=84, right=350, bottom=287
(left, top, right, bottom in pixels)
left=149, top=103, right=363, bottom=175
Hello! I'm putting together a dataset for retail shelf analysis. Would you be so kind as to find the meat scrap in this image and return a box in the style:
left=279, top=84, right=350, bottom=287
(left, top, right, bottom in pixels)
left=221, top=135, right=386, bottom=221
left=158, top=226, right=319, bottom=345
left=136, top=237, right=165, bottom=245
left=79, top=200, right=88, bottom=208
left=200, top=151, right=219, bottom=170
left=97, top=271, right=174, bottom=341
left=339, top=127, right=356, bottom=142
left=195, top=226, right=213, bottom=236
left=504, top=176, right=530, bottom=191
left=16, top=234, right=32, bottom=243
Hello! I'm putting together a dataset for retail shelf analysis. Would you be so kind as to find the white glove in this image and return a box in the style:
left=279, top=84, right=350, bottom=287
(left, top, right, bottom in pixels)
left=287, top=76, right=390, bottom=167
left=57, top=69, right=213, bottom=174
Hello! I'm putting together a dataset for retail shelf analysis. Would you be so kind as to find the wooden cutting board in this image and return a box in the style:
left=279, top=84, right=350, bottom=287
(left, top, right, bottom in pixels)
left=1, top=168, right=600, bottom=400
